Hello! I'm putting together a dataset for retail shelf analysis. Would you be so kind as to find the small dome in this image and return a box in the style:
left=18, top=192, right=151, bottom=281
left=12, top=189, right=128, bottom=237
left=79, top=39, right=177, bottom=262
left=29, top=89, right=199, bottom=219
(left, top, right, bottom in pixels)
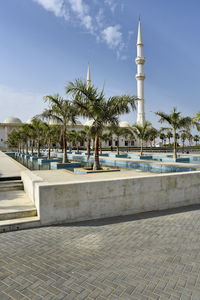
left=75, top=120, right=82, bottom=125
left=119, top=121, right=131, bottom=128
left=3, top=116, right=22, bottom=124
left=48, top=118, right=62, bottom=125
left=27, top=118, right=34, bottom=124
left=84, top=120, right=94, bottom=126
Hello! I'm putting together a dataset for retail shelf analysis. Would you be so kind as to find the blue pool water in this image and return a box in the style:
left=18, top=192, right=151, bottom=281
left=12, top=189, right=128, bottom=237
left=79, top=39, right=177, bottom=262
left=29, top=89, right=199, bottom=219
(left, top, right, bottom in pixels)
left=10, top=152, right=197, bottom=174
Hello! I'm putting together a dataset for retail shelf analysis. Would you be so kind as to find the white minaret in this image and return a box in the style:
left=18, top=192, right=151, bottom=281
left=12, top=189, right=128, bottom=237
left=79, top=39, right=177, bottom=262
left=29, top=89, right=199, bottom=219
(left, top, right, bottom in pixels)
left=135, top=20, right=145, bottom=126
left=86, top=65, right=91, bottom=89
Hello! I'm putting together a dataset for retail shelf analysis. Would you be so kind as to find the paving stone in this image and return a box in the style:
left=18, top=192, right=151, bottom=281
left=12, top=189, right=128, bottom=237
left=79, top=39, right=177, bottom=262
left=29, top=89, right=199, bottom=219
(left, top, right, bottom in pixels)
left=1, top=206, right=200, bottom=299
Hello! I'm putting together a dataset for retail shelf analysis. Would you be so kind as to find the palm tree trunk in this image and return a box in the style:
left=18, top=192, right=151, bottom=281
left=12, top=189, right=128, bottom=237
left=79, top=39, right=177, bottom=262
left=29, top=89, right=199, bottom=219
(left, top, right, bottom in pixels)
left=93, top=135, right=100, bottom=170
left=100, top=141, right=102, bottom=154
left=140, top=139, right=143, bottom=156
left=173, top=129, right=177, bottom=159
left=117, top=137, right=119, bottom=155
left=31, top=141, right=34, bottom=156
left=182, top=140, right=185, bottom=152
left=26, top=143, right=28, bottom=154
left=37, top=141, right=40, bottom=157
left=87, top=139, right=91, bottom=161
left=63, top=133, right=68, bottom=163
left=62, top=127, right=69, bottom=164
left=48, top=142, right=51, bottom=159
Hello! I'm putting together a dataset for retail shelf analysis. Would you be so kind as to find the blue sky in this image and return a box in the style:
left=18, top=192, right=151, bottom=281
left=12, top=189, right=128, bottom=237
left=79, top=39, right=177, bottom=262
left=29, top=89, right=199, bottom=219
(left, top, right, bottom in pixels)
left=0, top=0, right=200, bottom=127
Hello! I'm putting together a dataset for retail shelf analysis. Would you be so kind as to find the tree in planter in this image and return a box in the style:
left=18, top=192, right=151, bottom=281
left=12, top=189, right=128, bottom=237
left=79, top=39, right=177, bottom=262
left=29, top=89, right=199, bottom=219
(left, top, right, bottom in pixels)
left=148, top=127, right=158, bottom=148
left=66, top=79, right=137, bottom=170
left=8, top=129, right=21, bottom=151
left=193, top=113, right=200, bottom=132
left=130, top=121, right=152, bottom=156
left=100, top=132, right=112, bottom=154
left=30, top=119, right=47, bottom=157
left=110, top=126, right=132, bottom=155
left=81, top=125, right=94, bottom=160
left=40, top=94, right=77, bottom=163
left=18, top=124, right=34, bottom=154
left=175, top=132, right=180, bottom=148
left=159, top=132, right=166, bottom=146
left=166, top=130, right=173, bottom=145
left=155, top=108, right=192, bottom=159
left=193, top=112, right=200, bottom=122
left=193, top=134, right=200, bottom=146
left=68, top=130, right=85, bottom=153
left=180, top=131, right=188, bottom=151
left=41, top=123, right=60, bottom=159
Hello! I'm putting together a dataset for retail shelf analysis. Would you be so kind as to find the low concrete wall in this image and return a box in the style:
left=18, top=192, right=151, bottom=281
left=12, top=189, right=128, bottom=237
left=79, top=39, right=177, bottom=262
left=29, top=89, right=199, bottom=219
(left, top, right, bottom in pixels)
left=21, top=170, right=44, bottom=211
left=35, top=171, right=200, bottom=225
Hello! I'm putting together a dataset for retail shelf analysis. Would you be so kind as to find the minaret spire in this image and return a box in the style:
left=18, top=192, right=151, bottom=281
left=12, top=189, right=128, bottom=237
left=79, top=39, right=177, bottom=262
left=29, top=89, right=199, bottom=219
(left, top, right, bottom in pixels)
left=86, top=64, right=91, bottom=89
left=135, top=20, right=145, bottom=126
left=137, top=20, right=143, bottom=45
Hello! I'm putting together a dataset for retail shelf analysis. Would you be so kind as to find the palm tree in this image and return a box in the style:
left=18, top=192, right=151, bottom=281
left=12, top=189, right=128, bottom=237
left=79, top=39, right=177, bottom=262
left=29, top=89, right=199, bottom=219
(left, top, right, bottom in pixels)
left=131, top=121, right=152, bottom=156
left=166, top=130, right=173, bottom=145
left=155, top=108, right=192, bottom=159
left=81, top=125, right=94, bottom=160
left=193, top=112, right=200, bottom=131
left=193, top=135, right=199, bottom=146
left=31, top=119, right=47, bottom=157
left=110, top=126, right=131, bottom=155
left=193, top=112, right=200, bottom=122
left=68, top=130, right=85, bottom=152
left=148, top=127, right=158, bottom=148
left=159, top=132, right=166, bottom=146
left=66, top=79, right=137, bottom=170
left=42, top=123, right=60, bottom=159
left=180, top=131, right=188, bottom=150
left=100, top=132, right=112, bottom=154
left=8, top=129, right=21, bottom=151
left=40, top=94, right=77, bottom=163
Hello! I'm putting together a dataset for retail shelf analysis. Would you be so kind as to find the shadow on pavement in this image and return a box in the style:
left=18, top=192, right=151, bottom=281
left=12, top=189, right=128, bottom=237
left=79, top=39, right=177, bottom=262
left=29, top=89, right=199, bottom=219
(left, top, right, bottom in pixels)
left=56, top=204, right=200, bottom=228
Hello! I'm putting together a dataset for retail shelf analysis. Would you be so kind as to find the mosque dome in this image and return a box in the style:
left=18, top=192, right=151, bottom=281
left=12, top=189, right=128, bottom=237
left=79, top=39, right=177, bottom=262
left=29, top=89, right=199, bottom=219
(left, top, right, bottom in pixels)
left=3, top=116, right=22, bottom=124
left=119, top=121, right=131, bottom=128
left=84, top=120, right=94, bottom=126
left=48, top=118, right=62, bottom=125
left=75, top=120, right=82, bottom=125
left=27, top=118, right=34, bottom=124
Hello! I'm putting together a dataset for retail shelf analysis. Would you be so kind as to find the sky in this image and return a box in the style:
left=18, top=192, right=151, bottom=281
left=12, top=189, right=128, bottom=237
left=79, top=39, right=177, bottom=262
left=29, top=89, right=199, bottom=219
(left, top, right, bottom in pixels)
left=0, top=0, right=200, bottom=127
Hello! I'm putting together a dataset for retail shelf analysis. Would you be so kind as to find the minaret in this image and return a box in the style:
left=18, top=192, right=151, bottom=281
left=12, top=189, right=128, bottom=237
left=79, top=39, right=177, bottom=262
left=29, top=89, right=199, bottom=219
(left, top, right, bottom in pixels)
left=86, top=65, right=91, bottom=89
left=135, top=20, right=145, bottom=126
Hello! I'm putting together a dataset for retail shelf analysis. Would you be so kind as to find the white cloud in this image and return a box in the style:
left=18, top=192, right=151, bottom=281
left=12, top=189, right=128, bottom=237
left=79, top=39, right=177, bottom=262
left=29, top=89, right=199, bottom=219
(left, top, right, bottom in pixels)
left=96, top=8, right=105, bottom=28
left=68, top=0, right=93, bottom=32
left=68, top=0, right=88, bottom=15
left=104, top=0, right=117, bottom=13
left=34, top=0, right=69, bottom=19
left=102, top=25, right=122, bottom=48
left=33, top=0, right=128, bottom=59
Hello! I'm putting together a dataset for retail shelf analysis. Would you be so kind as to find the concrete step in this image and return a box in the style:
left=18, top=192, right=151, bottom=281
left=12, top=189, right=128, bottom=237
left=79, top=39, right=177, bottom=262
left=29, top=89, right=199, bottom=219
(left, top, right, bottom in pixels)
left=0, top=180, right=22, bottom=184
left=0, top=180, right=24, bottom=191
left=0, top=208, right=37, bottom=221
left=0, top=216, right=40, bottom=233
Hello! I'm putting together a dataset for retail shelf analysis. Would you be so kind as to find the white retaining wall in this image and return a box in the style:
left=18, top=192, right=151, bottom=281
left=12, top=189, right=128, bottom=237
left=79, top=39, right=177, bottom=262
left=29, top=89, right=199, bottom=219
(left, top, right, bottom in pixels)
left=21, top=170, right=200, bottom=225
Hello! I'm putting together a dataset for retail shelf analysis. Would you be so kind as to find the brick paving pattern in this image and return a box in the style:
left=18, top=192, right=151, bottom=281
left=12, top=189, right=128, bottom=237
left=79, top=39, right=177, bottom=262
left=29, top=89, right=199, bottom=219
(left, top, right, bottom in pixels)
left=1, top=206, right=200, bottom=299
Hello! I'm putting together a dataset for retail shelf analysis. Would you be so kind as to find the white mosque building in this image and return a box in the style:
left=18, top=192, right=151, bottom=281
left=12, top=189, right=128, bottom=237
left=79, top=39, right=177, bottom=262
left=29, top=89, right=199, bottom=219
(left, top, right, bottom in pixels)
left=0, top=21, right=145, bottom=150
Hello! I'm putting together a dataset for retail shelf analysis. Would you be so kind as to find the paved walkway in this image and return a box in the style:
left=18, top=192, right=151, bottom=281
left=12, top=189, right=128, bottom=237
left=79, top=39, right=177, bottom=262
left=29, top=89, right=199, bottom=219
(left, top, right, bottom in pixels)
left=33, top=168, right=153, bottom=184
left=1, top=206, right=200, bottom=300
left=0, top=152, right=26, bottom=178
